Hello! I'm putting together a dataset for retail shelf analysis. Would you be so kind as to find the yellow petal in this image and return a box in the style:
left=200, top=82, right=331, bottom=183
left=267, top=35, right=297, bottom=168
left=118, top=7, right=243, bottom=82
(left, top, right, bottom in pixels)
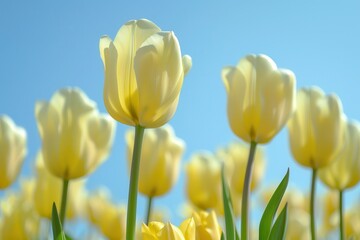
left=135, top=31, right=183, bottom=127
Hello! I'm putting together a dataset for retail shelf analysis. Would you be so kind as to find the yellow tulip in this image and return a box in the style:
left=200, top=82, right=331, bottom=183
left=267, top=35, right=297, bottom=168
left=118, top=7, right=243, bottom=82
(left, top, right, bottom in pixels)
left=87, top=189, right=126, bottom=240
left=142, top=222, right=185, bottom=240
left=185, top=152, right=221, bottom=210
left=179, top=218, right=196, bottom=240
left=185, top=210, right=222, bottom=240
left=33, top=152, right=86, bottom=219
left=287, top=87, right=344, bottom=169
left=0, top=180, right=39, bottom=240
left=126, top=125, right=185, bottom=197
left=100, top=19, right=192, bottom=128
left=0, top=115, right=27, bottom=189
left=344, top=203, right=360, bottom=239
left=217, top=142, right=265, bottom=194
left=222, top=54, right=296, bottom=144
left=35, top=88, right=116, bottom=179
left=319, top=190, right=338, bottom=237
left=319, top=120, right=360, bottom=190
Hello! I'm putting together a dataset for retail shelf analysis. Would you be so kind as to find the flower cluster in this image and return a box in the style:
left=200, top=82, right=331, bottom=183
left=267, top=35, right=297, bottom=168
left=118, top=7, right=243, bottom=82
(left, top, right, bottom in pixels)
left=0, top=18, right=359, bottom=240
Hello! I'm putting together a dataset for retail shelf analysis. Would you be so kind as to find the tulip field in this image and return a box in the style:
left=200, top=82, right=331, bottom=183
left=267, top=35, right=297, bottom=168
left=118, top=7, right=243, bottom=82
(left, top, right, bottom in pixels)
left=1, top=1, right=360, bottom=240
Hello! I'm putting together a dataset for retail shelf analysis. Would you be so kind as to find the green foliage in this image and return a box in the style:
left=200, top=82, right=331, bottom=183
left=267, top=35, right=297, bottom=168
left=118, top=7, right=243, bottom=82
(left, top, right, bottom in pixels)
left=221, top=166, right=240, bottom=240
left=259, top=169, right=290, bottom=240
left=51, top=203, right=66, bottom=240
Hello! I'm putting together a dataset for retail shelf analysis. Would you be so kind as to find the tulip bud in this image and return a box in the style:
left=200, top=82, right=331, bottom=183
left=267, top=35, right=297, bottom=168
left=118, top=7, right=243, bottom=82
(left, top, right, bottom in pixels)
left=222, top=54, right=296, bottom=144
left=142, top=222, right=185, bottom=240
left=319, top=120, right=360, bottom=190
left=100, top=19, right=191, bottom=128
left=185, top=152, right=221, bottom=210
left=126, top=125, right=185, bottom=197
left=35, top=88, right=116, bottom=179
left=0, top=115, right=27, bottom=189
left=287, top=87, right=344, bottom=169
left=33, top=152, right=85, bottom=219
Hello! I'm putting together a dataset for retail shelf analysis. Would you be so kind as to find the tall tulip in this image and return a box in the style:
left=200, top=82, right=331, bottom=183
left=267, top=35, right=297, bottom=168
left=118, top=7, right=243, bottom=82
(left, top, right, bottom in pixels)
left=318, top=120, right=360, bottom=240
left=0, top=115, right=27, bottom=189
left=287, top=87, right=344, bottom=240
left=126, top=125, right=185, bottom=224
left=222, top=54, right=296, bottom=239
left=100, top=18, right=191, bottom=239
left=35, top=87, right=116, bottom=225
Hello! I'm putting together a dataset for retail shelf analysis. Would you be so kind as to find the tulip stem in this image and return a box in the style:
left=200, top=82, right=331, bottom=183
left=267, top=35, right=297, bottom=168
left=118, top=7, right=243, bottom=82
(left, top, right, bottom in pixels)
left=241, top=141, right=257, bottom=240
left=310, top=168, right=317, bottom=240
left=145, top=196, right=153, bottom=225
left=126, top=125, right=145, bottom=240
left=60, top=179, right=69, bottom=226
left=339, top=190, right=344, bottom=240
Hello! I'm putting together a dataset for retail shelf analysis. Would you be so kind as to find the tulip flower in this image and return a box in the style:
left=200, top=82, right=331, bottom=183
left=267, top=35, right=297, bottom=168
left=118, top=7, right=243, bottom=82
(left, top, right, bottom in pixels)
left=192, top=211, right=222, bottom=240
left=185, top=152, right=221, bottom=210
left=318, top=120, right=360, bottom=240
left=287, top=87, right=344, bottom=240
left=87, top=189, right=126, bottom=240
left=126, top=125, right=184, bottom=223
left=0, top=115, right=27, bottom=189
left=0, top=180, right=40, bottom=239
left=222, top=54, right=296, bottom=239
left=35, top=87, right=116, bottom=225
left=99, top=19, right=191, bottom=128
left=142, top=222, right=186, bottom=240
left=33, top=152, right=86, bottom=220
left=100, top=19, right=191, bottom=240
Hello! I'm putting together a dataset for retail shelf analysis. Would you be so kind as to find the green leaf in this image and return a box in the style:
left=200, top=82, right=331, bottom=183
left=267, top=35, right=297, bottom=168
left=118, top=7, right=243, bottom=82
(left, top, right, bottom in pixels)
left=259, top=168, right=289, bottom=240
left=51, top=202, right=66, bottom=240
left=221, top=165, right=239, bottom=240
left=221, top=232, right=225, bottom=240
left=268, top=203, right=288, bottom=240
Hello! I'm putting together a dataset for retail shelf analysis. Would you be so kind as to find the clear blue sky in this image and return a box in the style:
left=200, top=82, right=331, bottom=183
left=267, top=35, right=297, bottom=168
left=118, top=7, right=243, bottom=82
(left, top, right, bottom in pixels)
left=1, top=0, right=359, bottom=228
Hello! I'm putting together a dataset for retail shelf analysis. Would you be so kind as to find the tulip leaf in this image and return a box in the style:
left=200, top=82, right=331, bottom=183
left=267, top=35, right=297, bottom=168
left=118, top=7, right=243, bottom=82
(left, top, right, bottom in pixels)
left=268, top=203, right=288, bottom=240
left=221, top=165, right=239, bottom=240
left=52, top=202, right=66, bottom=240
left=259, top=168, right=289, bottom=240
left=221, top=232, right=225, bottom=240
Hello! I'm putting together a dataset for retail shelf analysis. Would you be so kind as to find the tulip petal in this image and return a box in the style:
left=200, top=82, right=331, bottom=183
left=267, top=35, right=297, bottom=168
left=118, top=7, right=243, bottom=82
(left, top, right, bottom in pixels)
left=135, top=31, right=183, bottom=127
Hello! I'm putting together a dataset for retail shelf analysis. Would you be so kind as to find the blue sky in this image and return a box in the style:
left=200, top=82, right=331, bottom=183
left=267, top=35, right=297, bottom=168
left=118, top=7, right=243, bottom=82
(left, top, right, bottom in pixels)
left=1, top=0, right=360, bottom=228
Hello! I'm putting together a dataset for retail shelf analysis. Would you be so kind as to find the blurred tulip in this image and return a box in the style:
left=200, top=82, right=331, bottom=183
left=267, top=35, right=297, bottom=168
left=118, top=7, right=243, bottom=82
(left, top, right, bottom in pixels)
left=344, top=203, right=360, bottom=239
left=87, top=189, right=126, bottom=240
left=319, top=120, right=360, bottom=190
left=288, top=87, right=344, bottom=169
left=185, top=152, right=221, bottom=210
left=33, top=152, right=86, bottom=219
left=319, top=190, right=338, bottom=237
left=35, top=87, right=116, bottom=180
left=217, top=142, right=265, bottom=194
left=286, top=209, right=310, bottom=240
left=0, top=115, right=27, bottom=189
left=126, top=125, right=185, bottom=197
left=142, top=222, right=185, bottom=240
left=100, top=19, right=191, bottom=128
left=222, top=54, right=296, bottom=144
left=0, top=180, right=39, bottom=239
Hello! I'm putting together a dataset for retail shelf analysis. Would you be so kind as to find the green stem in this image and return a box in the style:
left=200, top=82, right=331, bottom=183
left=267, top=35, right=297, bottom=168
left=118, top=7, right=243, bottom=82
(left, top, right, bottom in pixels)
left=241, top=141, right=257, bottom=240
left=60, top=179, right=69, bottom=226
left=339, top=190, right=344, bottom=240
left=126, top=125, right=145, bottom=240
left=310, top=169, right=317, bottom=240
left=145, top=196, right=153, bottom=225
